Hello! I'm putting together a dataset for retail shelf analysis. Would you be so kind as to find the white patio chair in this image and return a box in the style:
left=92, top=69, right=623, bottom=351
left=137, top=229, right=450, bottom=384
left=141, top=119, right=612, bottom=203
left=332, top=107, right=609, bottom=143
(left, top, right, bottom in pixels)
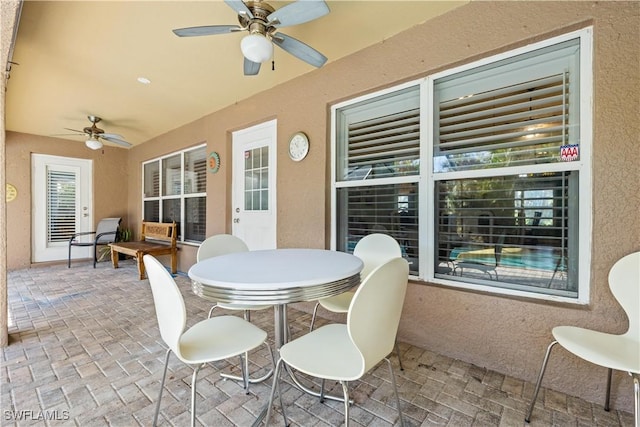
left=143, top=254, right=272, bottom=427
left=525, top=251, right=640, bottom=426
left=309, top=233, right=405, bottom=369
left=265, top=257, right=409, bottom=427
left=197, top=234, right=271, bottom=320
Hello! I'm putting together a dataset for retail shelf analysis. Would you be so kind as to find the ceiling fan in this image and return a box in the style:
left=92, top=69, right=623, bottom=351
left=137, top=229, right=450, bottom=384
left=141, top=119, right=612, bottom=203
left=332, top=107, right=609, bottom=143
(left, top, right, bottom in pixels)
left=173, top=0, right=329, bottom=76
left=63, top=116, right=132, bottom=150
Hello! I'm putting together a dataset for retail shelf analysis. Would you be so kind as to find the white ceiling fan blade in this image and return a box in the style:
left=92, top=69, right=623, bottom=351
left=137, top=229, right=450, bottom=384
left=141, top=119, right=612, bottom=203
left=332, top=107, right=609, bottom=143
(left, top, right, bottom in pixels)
left=173, top=25, right=242, bottom=37
left=224, top=0, right=254, bottom=19
left=268, top=0, right=329, bottom=28
left=272, top=32, right=327, bottom=68
left=244, top=58, right=261, bottom=76
left=101, top=132, right=125, bottom=140
left=63, top=127, right=85, bottom=134
left=100, top=134, right=132, bottom=148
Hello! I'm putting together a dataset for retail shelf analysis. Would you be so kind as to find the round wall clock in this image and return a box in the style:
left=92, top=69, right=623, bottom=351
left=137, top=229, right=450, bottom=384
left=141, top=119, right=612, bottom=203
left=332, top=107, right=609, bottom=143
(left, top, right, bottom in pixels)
left=6, top=183, right=17, bottom=202
left=208, top=151, right=220, bottom=174
left=288, top=132, right=309, bottom=162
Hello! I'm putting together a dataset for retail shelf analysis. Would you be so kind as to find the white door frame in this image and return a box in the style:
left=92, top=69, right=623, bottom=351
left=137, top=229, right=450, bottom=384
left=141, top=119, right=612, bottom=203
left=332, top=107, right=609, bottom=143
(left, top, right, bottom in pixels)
left=32, top=154, right=93, bottom=262
left=232, top=120, right=277, bottom=250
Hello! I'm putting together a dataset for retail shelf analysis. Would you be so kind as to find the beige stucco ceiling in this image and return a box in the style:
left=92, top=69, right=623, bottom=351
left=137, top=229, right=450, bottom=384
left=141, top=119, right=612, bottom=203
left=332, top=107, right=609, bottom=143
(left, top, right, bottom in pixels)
left=4, top=1, right=466, bottom=148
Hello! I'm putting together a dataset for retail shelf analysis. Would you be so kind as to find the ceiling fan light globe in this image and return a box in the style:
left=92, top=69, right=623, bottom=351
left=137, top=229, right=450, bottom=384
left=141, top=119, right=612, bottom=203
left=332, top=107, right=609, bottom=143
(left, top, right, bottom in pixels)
left=241, top=33, right=273, bottom=63
left=85, top=137, right=103, bottom=150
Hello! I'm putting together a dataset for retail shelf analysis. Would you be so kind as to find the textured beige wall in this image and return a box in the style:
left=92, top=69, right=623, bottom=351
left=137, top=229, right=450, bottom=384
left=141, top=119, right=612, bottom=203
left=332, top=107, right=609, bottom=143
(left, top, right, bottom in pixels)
left=5, top=132, right=129, bottom=269
left=5, top=1, right=639, bottom=410
left=125, top=0, right=640, bottom=410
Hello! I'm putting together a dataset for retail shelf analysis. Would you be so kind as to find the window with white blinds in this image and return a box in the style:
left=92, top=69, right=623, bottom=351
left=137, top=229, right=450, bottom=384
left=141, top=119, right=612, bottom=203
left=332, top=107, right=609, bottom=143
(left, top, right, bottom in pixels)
left=431, top=34, right=585, bottom=299
left=434, top=38, right=580, bottom=173
left=334, top=84, right=420, bottom=273
left=332, top=28, right=591, bottom=302
left=436, top=73, right=570, bottom=172
left=336, top=85, right=420, bottom=182
left=47, top=170, right=77, bottom=242
left=435, top=172, right=577, bottom=297
left=142, top=144, right=207, bottom=244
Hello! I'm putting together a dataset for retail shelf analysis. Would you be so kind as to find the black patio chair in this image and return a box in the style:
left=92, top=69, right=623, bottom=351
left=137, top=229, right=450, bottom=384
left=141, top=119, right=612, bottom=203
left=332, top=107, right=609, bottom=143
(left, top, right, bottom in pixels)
left=68, top=217, right=121, bottom=268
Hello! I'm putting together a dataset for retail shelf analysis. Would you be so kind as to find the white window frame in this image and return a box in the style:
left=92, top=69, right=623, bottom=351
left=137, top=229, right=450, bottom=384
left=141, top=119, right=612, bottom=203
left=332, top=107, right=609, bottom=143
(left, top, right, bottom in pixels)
left=142, top=143, right=207, bottom=245
left=331, top=28, right=593, bottom=304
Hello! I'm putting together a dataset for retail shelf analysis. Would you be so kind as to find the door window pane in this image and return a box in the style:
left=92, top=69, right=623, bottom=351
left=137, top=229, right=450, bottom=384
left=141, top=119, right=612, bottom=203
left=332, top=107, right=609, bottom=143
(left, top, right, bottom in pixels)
left=47, top=170, right=76, bottom=242
left=244, top=147, right=269, bottom=211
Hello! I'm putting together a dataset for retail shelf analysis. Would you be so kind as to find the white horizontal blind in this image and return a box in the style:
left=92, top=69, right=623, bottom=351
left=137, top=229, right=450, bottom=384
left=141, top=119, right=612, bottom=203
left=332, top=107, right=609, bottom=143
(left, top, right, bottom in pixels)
left=336, top=183, right=419, bottom=275
left=47, top=169, right=77, bottom=243
left=337, top=85, right=420, bottom=181
left=184, top=146, right=207, bottom=194
left=436, top=73, right=569, bottom=171
left=434, top=37, right=580, bottom=174
left=435, top=159, right=576, bottom=295
left=346, top=107, right=420, bottom=179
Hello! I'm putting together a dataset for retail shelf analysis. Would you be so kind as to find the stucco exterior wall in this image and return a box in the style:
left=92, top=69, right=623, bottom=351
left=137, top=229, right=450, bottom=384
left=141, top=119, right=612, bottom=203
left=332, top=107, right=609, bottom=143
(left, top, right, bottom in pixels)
left=5, top=132, right=129, bottom=269
left=5, top=1, right=639, bottom=411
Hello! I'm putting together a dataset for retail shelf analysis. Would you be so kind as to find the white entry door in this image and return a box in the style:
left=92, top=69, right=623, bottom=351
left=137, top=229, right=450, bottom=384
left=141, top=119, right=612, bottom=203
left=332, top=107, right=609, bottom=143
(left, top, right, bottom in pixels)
left=32, top=154, right=93, bottom=262
left=232, top=120, right=277, bottom=250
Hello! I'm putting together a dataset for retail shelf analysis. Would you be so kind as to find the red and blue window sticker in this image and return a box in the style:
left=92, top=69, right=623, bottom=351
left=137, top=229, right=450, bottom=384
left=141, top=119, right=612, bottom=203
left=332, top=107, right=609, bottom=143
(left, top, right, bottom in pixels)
left=560, top=144, right=579, bottom=162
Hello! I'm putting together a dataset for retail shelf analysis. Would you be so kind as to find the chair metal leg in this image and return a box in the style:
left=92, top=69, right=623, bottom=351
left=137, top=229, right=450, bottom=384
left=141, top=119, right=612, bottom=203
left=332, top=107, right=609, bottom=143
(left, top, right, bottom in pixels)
left=309, top=302, right=320, bottom=332
left=631, top=373, right=639, bottom=427
left=394, top=340, right=404, bottom=371
left=239, top=353, right=249, bottom=394
left=153, top=348, right=172, bottom=427
left=319, top=379, right=326, bottom=402
left=525, top=340, right=558, bottom=423
left=93, top=242, right=98, bottom=268
left=386, top=357, right=405, bottom=427
left=191, top=363, right=204, bottom=427
left=605, top=368, right=613, bottom=411
left=340, top=381, right=350, bottom=426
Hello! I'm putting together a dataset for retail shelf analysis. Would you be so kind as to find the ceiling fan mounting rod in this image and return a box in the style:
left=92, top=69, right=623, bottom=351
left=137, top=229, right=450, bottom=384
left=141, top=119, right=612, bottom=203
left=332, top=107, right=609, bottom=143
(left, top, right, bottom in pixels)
left=244, top=1, right=274, bottom=22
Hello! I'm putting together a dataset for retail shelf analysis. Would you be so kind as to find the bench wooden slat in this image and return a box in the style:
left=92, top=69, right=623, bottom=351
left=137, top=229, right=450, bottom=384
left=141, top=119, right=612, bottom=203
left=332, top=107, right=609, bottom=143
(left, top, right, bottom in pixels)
left=109, top=221, right=177, bottom=280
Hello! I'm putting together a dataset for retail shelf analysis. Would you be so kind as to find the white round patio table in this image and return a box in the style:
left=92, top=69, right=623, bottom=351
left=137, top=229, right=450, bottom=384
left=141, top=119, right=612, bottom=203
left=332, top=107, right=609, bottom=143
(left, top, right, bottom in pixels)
left=188, top=248, right=363, bottom=348
left=189, top=248, right=363, bottom=423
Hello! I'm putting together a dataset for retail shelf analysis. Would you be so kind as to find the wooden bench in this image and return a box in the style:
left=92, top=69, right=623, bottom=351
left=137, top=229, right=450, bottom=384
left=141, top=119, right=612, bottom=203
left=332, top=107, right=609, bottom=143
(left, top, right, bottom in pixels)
left=109, top=221, right=178, bottom=280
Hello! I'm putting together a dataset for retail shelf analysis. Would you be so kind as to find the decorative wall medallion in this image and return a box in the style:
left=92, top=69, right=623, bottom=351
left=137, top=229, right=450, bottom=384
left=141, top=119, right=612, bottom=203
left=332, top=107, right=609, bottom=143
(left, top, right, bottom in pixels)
left=6, top=183, right=17, bottom=202
left=208, top=151, right=221, bottom=173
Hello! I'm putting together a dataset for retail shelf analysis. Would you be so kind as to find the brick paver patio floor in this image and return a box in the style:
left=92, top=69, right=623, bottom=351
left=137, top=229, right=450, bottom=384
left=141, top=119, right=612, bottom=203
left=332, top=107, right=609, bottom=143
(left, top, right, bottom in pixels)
left=2, top=260, right=634, bottom=426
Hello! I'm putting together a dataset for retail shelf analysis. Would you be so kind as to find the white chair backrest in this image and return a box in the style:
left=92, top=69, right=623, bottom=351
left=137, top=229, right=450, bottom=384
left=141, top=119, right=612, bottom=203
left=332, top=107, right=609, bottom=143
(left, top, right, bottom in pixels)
left=95, top=217, right=121, bottom=243
left=197, top=234, right=249, bottom=262
left=143, top=255, right=187, bottom=358
left=608, top=251, right=640, bottom=339
left=348, top=257, right=409, bottom=375
left=353, top=233, right=402, bottom=279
